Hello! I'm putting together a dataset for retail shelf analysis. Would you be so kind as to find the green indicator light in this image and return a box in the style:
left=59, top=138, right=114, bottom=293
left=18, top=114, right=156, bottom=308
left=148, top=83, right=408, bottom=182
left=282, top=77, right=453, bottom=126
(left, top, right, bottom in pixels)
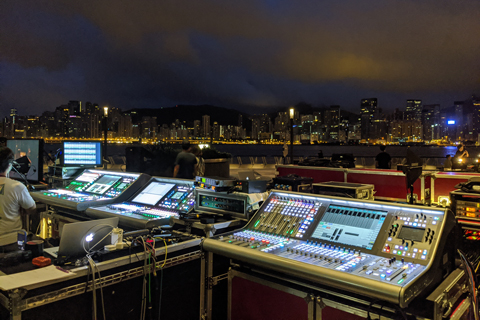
left=397, top=279, right=404, bottom=284
left=290, top=230, right=294, bottom=234
left=254, top=220, right=260, bottom=227
left=228, top=240, right=232, bottom=243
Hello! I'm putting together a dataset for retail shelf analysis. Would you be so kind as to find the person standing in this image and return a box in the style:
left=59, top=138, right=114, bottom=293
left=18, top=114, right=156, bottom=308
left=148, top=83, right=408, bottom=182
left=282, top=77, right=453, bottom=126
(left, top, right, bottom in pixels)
left=0, top=147, right=36, bottom=251
left=190, top=145, right=205, bottom=177
left=375, top=145, right=391, bottom=169
left=173, top=142, right=197, bottom=179
left=453, top=144, right=469, bottom=170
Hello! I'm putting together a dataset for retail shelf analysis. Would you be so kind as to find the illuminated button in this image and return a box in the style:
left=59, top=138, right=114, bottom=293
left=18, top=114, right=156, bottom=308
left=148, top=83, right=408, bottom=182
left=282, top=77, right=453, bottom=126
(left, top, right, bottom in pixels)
left=373, top=273, right=380, bottom=276
left=387, top=237, right=392, bottom=241
left=432, top=221, right=437, bottom=225
left=422, top=224, right=426, bottom=227
left=393, top=250, right=397, bottom=254
left=380, top=274, right=386, bottom=279
left=423, top=250, right=427, bottom=255
left=412, top=253, right=416, bottom=258
left=421, top=255, right=426, bottom=260
left=397, top=251, right=402, bottom=255
left=394, top=245, right=399, bottom=249
left=413, top=223, right=417, bottom=227
left=413, top=248, right=418, bottom=253
left=397, top=279, right=404, bottom=284
left=365, top=270, right=373, bottom=275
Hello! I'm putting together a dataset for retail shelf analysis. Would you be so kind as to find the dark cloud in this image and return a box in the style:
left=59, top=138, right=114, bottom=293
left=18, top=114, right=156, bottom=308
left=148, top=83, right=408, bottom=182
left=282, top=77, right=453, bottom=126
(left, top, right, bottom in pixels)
left=0, top=0, right=479, bottom=116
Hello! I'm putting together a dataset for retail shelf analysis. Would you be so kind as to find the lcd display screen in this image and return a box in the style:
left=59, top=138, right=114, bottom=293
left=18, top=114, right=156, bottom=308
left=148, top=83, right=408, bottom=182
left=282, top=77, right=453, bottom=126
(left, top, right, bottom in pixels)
left=63, top=141, right=102, bottom=166
left=311, top=205, right=388, bottom=250
left=132, top=182, right=175, bottom=206
left=397, top=226, right=425, bottom=242
left=171, top=191, right=185, bottom=200
left=85, top=175, right=121, bottom=195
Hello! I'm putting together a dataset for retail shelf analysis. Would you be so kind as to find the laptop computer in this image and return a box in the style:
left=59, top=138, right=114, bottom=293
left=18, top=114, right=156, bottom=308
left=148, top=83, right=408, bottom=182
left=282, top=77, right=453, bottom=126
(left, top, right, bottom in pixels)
left=44, top=217, right=119, bottom=259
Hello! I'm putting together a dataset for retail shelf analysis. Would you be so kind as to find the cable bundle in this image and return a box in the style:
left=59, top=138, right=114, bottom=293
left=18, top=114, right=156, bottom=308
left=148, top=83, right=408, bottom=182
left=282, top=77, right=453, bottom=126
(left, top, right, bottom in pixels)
left=458, top=249, right=479, bottom=320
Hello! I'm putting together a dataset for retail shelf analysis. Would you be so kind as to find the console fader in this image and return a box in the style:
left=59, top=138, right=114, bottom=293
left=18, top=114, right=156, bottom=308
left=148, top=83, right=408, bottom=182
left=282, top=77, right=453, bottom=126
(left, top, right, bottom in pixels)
left=31, top=169, right=150, bottom=211
left=203, top=191, right=455, bottom=308
left=86, top=177, right=195, bottom=229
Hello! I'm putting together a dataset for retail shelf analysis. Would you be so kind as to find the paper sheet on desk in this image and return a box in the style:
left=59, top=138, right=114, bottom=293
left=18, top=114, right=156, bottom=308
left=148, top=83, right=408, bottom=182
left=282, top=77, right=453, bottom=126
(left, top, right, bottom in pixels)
left=0, top=265, right=76, bottom=291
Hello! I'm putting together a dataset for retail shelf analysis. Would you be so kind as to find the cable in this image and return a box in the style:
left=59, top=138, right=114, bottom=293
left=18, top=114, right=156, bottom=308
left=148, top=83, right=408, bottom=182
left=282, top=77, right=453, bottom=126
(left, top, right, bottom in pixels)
left=88, top=256, right=107, bottom=320
left=161, top=238, right=167, bottom=268
left=458, top=249, right=479, bottom=320
left=157, top=267, right=163, bottom=320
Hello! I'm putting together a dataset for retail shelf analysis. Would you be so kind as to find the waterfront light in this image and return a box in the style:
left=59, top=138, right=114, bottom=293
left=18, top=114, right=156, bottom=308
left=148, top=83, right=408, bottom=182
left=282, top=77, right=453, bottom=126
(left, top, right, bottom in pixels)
left=104, top=106, right=109, bottom=117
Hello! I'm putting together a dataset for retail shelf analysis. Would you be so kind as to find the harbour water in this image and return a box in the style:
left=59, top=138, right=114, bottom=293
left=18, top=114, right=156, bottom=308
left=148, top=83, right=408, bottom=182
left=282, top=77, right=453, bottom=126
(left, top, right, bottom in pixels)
left=44, top=143, right=475, bottom=159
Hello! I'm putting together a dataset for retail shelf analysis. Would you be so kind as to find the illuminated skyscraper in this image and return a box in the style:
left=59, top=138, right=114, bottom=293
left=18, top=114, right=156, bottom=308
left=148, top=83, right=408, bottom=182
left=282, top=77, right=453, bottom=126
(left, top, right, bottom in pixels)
left=360, top=98, right=377, bottom=140
left=406, top=100, right=422, bottom=121
left=202, top=115, right=210, bottom=138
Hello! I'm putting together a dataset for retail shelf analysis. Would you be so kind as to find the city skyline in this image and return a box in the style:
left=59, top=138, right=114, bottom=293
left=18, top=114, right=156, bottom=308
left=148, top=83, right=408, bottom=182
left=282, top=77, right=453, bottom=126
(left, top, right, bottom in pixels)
left=1, top=1, right=479, bottom=116
left=3, top=95, right=480, bottom=145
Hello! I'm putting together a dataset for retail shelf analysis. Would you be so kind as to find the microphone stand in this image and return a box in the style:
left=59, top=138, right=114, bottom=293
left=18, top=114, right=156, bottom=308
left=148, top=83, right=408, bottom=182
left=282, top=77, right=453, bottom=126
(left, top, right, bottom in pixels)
left=11, top=166, right=35, bottom=190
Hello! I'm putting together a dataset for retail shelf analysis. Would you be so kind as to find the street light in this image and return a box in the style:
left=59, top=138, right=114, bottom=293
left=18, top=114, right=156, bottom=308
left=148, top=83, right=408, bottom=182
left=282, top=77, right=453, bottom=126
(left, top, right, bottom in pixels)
left=103, top=106, right=108, bottom=169
left=289, top=107, right=294, bottom=165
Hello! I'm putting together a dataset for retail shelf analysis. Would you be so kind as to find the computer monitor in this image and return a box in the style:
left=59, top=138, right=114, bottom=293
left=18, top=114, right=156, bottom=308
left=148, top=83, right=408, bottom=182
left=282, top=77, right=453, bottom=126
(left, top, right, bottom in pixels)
left=63, top=141, right=102, bottom=167
left=6, top=139, right=44, bottom=182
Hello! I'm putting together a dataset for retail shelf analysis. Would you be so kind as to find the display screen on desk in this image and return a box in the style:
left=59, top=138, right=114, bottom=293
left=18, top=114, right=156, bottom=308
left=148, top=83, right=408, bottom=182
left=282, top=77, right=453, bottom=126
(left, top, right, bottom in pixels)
left=63, top=141, right=102, bottom=166
left=7, top=139, right=44, bottom=182
left=311, top=205, right=388, bottom=250
left=85, top=175, right=121, bottom=195
left=132, top=182, right=175, bottom=206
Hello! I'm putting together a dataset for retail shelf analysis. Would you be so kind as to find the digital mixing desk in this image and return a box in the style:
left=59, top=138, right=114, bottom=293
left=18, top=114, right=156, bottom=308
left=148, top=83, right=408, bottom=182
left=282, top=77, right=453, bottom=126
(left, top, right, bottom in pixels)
left=202, top=191, right=455, bottom=308
left=31, top=169, right=150, bottom=211
left=86, top=177, right=196, bottom=229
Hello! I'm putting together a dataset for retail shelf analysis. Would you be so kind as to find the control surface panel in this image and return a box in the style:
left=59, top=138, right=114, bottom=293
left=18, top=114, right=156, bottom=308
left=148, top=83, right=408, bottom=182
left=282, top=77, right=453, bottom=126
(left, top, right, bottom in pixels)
left=203, top=191, right=454, bottom=307
left=31, top=170, right=150, bottom=211
left=86, top=177, right=195, bottom=229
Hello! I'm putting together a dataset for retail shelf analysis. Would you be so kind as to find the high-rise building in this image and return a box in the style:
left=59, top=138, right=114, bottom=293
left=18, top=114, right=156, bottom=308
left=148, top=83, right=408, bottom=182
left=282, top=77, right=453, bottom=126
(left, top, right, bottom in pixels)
left=193, top=120, right=201, bottom=137
left=325, top=105, right=340, bottom=141
left=202, top=115, right=210, bottom=138
left=212, top=122, right=220, bottom=140
left=360, top=98, right=377, bottom=140
left=454, top=101, right=464, bottom=141
left=406, top=100, right=422, bottom=121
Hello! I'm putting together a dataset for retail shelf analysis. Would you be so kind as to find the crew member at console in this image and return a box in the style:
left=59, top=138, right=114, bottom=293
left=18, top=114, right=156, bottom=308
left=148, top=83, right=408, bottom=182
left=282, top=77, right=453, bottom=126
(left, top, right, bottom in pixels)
left=0, top=147, right=36, bottom=252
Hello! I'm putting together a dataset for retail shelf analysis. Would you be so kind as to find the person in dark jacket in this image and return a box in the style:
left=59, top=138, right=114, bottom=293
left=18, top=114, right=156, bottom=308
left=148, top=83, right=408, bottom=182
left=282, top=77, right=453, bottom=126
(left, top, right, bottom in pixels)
left=375, top=145, right=391, bottom=169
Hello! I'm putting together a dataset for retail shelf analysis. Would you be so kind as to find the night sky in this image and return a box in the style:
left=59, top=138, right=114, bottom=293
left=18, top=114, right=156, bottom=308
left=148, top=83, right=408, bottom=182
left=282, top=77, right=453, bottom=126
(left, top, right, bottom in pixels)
left=1, top=0, right=479, bottom=117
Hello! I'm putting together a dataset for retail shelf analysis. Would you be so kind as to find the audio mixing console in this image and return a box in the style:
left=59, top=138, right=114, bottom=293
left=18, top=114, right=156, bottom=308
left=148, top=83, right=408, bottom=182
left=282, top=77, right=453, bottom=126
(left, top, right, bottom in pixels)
left=86, top=177, right=196, bottom=229
left=203, top=191, right=455, bottom=308
left=31, top=170, right=150, bottom=211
